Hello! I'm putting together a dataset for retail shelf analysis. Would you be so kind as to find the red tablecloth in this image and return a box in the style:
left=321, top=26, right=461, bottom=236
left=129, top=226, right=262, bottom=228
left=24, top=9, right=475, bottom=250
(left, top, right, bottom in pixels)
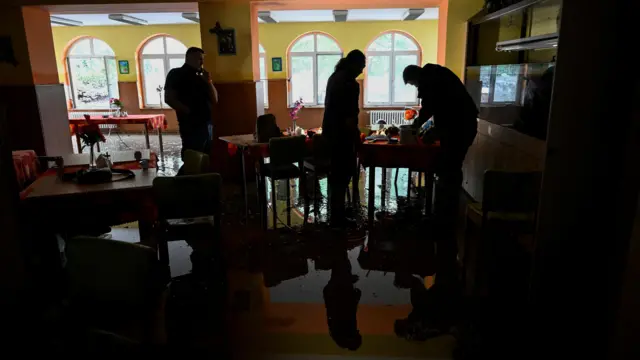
left=69, top=114, right=168, bottom=135
left=358, top=141, right=440, bottom=170
left=226, top=137, right=314, bottom=158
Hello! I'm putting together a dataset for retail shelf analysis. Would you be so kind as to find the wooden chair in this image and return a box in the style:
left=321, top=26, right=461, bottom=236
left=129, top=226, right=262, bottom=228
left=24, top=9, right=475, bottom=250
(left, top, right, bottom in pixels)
left=64, top=236, right=168, bottom=345
left=182, top=149, right=211, bottom=175
left=260, top=135, right=307, bottom=229
left=463, top=170, right=542, bottom=293
left=152, top=174, right=223, bottom=278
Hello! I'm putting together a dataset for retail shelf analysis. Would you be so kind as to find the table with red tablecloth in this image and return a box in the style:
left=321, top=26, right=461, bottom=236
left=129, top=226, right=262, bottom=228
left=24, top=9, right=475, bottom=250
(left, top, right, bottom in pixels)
left=69, top=114, right=167, bottom=161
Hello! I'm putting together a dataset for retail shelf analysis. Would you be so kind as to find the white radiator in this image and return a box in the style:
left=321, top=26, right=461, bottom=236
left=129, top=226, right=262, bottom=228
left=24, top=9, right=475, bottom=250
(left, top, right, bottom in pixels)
left=368, top=110, right=410, bottom=127
left=68, top=112, right=118, bottom=130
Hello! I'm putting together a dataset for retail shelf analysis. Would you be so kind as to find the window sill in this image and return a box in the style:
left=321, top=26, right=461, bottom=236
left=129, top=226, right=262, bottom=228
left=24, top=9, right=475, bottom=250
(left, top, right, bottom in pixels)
left=141, top=106, right=171, bottom=111
left=68, top=109, right=112, bottom=112
left=364, top=105, right=419, bottom=109
left=293, top=105, right=324, bottom=109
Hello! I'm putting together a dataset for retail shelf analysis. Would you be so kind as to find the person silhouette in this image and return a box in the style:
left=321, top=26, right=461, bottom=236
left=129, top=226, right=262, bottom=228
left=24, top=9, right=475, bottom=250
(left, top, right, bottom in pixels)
left=323, top=248, right=362, bottom=350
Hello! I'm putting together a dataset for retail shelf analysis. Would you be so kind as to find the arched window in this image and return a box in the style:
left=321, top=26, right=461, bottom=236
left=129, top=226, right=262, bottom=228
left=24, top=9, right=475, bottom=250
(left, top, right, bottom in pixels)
left=288, top=33, right=342, bottom=106
left=66, top=37, right=118, bottom=109
left=139, top=35, right=187, bottom=107
left=365, top=31, right=421, bottom=106
left=259, top=44, right=268, bottom=107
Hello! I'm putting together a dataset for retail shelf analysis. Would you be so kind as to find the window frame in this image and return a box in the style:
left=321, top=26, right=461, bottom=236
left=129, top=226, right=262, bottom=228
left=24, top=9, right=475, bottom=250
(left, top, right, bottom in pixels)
left=66, top=37, right=118, bottom=110
left=365, top=31, right=421, bottom=107
left=288, top=32, right=342, bottom=107
left=139, top=35, right=187, bottom=108
left=259, top=44, right=269, bottom=108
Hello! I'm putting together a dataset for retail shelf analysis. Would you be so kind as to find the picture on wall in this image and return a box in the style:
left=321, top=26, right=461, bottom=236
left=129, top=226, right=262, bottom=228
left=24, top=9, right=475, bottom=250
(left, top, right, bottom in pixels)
left=118, top=60, right=130, bottom=74
left=217, top=28, right=237, bottom=56
left=272, top=57, right=282, bottom=72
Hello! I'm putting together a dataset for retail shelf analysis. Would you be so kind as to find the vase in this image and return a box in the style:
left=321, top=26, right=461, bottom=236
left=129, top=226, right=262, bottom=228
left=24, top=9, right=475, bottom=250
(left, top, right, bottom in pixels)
left=89, top=144, right=97, bottom=170
left=292, top=120, right=297, bottom=134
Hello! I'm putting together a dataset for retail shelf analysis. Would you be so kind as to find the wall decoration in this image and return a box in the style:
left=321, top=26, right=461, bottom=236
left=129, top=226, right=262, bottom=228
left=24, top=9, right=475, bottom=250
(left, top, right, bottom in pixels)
left=118, top=60, right=130, bottom=74
left=0, top=37, right=18, bottom=66
left=209, top=22, right=236, bottom=56
left=272, top=57, right=282, bottom=72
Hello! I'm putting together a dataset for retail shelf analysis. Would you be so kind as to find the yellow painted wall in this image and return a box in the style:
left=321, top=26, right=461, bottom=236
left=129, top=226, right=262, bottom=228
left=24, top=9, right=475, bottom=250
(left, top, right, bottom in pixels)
left=444, top=0, right=484, bottom=79
left=259, top=20, right=439, bottom=80
left=51, top=24, right=202, bottom=83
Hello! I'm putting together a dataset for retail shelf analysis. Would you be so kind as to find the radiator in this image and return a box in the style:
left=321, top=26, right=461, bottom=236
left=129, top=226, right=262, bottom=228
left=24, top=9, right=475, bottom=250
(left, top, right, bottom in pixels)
left=368, top=110, right=410, bottom=127
left=68, top=111, right=118, bottom=130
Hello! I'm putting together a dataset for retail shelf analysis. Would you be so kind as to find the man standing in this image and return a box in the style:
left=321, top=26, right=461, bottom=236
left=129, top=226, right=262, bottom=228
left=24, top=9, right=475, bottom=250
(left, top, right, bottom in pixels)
left=165, top=47, right=219, bottom=163
left=403, top=64, right=478, bottom=287
left=322, top=50, right=366, bottom=228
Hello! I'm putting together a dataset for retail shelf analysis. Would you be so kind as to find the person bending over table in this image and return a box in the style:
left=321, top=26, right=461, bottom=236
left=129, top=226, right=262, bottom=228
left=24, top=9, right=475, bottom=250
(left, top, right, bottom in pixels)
left=165, top=47, right=219, bottom=173
left=322, top=50, right=366, bottom=229
left=403, top=64, right=478, bottom=333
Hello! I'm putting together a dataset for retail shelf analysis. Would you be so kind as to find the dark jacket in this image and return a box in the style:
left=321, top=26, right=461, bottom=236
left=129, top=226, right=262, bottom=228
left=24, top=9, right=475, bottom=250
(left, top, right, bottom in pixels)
left=417, top=64, right=478, bottom=138
left=165, top=64, right=213, bottom=125
left=322, top=69, right=360, bottom=145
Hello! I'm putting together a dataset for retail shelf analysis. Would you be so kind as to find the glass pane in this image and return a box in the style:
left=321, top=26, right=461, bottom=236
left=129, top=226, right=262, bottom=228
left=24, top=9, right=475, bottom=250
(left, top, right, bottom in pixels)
left=291, top=34, right=314, bottom=53
left=69, top=38, right=92, bottom=56
left=105, top=58, right=119, bottom=100
left=290, top=56, right=314, bottom=104
left=142, top=37, right=165, bottom=55
left=366, top=55, right=390, bottom=103
left=165, top=37, right=187, bottom=55
left=259, top=44, right=265, bottom=53
left=169, top=57, right=183, bottom=71
left=92, top=39, right=114, bottom=56
left=393, top=55, right=418, bottom=103
left=317, top=54, right=341, bottom=104
left=143, top=58, right=167, bottom=106
left=393, top=33, right=419, bottom=51
left=262, top=80, right=269, bottom=106
left=69, top=57, right=109, bottom=108
left=493, top=64, right=520, bottom=103
left=316, top=35, right=340, bottom=52
left=259, top=57, right=266, bottom=80
left=479, top=66, right=492, bottom=103
left=368, top=33, right=392, bottom=51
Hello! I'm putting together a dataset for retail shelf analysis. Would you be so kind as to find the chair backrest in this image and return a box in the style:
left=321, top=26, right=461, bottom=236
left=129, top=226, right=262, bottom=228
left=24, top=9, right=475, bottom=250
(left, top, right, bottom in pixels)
left=482, top=170, right=542, bottom=214
left=65, top=236, right=162, bottom=308
left=268, top=135, right=307, bottom=167
left=153, top=173, right=222, bottom=220
left=182, top=149, right=211, bottom=175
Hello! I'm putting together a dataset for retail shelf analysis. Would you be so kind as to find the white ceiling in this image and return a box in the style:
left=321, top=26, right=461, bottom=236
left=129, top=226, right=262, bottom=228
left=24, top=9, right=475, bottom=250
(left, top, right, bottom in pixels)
left=51, top=8, right=438, bottom=27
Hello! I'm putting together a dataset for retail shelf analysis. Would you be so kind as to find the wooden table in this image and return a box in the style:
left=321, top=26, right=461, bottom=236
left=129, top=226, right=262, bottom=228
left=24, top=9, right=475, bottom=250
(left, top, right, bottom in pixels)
left=60, top=150, right=152, bottom=167
left=69, top=115, right=167, bottom=162
left=358, top=141, right=440, bottom=227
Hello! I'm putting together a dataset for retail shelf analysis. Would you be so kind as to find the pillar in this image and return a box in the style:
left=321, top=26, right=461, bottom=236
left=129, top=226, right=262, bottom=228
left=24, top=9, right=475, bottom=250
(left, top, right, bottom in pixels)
left=0, top=6, right=70, bottom=155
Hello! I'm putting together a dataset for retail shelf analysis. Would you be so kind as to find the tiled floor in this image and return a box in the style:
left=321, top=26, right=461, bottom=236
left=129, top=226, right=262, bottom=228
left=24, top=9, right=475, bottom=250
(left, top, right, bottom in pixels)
left=97, top=132, right=459, bottom=358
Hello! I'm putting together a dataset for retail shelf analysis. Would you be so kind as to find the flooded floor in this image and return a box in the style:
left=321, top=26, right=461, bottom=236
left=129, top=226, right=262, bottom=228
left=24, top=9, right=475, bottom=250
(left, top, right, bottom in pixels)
left=100, top=133, right=457, bottom=358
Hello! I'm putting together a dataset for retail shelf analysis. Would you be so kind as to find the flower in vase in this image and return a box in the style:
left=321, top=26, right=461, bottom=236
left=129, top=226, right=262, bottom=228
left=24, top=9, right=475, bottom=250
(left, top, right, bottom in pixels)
left=110, top=97, right=124, bottom=110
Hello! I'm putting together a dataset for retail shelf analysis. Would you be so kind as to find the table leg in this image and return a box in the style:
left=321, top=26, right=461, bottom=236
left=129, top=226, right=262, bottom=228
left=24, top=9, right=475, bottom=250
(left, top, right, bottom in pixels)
left=407, top=170, right=412, bottom=199
left=144, top=125, right=151, bottom=149
left=74, top=125, right=82, bottom=154
left=352, top=159, right=360, bottom=205
left=241, top=150, right=249, bottom=223
left=96, top=142, right=101, bottom=152
left=381, top=167, right=387, bottom=209
left=286, top=178, right=291, bottom=226
left=259, top=157, right=267, bottom=230
left=157, top=128, right=164, bottom=163
left=425, top=172, right=434, bottom=215
left=272, top=179, right=277, bottom=229
left=368, top=166, right=375, bottom=228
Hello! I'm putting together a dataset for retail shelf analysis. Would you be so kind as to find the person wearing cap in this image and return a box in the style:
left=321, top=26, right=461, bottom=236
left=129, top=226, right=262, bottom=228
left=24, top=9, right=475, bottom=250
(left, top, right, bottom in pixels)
left=322, top=50, right=367, bottom=229
left=403, top=64, right=477, bottom=288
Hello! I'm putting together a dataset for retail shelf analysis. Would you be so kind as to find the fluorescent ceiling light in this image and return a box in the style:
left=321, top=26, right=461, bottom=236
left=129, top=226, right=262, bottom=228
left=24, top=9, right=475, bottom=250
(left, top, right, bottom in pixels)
left=333, top=10, right=348, bottom=22
left=108, top=14, right=147, bottom=25
left=258, top=11, right=277, bottom=24
left=403, top=8, right=425, bottom=21
left=181, top=12, right=199, bottom=23
left=50, top=16, right=83, bottom=26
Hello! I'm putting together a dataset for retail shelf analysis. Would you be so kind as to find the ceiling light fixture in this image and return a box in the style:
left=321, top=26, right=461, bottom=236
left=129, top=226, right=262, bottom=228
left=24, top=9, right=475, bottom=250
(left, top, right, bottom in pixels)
left=403, top=8, right=425, bottom=21
left=258, top=11, right=277, bottom=24
left=50, top=16, right=83, bottom=26
left=108, top=14, right=148, bottom=26
left=182, top=12, right=199, bottom=23
left=333, top=10, right=348, bottom=22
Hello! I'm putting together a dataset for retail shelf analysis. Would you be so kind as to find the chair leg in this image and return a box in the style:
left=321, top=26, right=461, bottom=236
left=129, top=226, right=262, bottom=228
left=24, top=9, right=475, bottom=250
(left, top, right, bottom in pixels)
left=407, top=170, right=412, bottom=199
left=286, top=178, right=291, bottom=226
left=425, top=172, right=434, bottom=215
left=271, top=178, right=277, bottom=229
left=381, top=167, right=387, bottom=209
left=313, top=173, right=320, bottom=222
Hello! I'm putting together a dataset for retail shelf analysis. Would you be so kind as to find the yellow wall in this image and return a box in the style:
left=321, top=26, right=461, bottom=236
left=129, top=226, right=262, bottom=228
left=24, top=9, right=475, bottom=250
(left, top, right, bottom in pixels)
left=444, top=0, right=484, bottom=79
left=259, top=20, right=439, bottom=80
left=51, top=24, right=202, bottom=83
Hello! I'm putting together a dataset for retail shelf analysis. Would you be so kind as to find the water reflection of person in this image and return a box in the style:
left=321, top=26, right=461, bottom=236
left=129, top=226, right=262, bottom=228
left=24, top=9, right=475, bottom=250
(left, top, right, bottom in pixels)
left=323, top=248, right=362, bottom=350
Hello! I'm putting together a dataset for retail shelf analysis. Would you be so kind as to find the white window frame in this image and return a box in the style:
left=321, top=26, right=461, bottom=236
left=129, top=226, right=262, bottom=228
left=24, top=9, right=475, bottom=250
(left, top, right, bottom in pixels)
left=66, top=38, right=118, bottom=110
left=259, top=44, right=269, bottom=108
left=365, top=32, right=421, bottom=107
left=140, top=36, right=186, bottom=108
left=288, top=33, right=342, bottom=106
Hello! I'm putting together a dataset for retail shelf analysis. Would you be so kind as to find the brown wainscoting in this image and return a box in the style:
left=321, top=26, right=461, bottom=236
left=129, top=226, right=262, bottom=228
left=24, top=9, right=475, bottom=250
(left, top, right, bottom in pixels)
left=0, top=85, right=46, bottom=154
